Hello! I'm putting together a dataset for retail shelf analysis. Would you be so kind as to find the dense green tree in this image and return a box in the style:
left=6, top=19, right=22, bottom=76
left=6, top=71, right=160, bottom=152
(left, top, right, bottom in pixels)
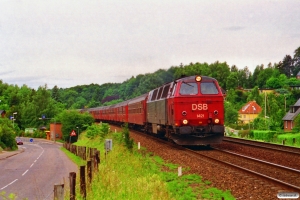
left=286, top=77, right=300, bottom=86
left=138, top=74, right=164, bottom=94
left=51, top=85, right=61, bottom=102
left=57, top=110, right=94, bottom=142
left=293, top=46, right=300, bottom=76
left=237, top=67, right=250, bottom=88
left=224, top=102, right=239, bottom=125
left=278, top=55, right=294, bottom=78
left=247, top=86, right=262, bottom=105
left=0, top=118, right=17, bottom=150
left=266, top=74, right=287, bottom=89
left=208, top=61, right=230, bottom=89
left=226, top=72, right=238, bottom=90
left=230, top=65, right=238, bottom=72
left=266, top=77, right=281, bottom=89
left=257, top=67, right=274, bottom=88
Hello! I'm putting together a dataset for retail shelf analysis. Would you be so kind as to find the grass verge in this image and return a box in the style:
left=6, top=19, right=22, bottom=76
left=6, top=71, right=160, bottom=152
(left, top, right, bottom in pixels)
left=62, top=127, right=235, bottom=200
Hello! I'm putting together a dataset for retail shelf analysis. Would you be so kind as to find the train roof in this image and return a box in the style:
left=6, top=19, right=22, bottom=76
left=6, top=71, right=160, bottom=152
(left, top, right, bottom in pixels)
left=176, top=75, right=217, bottom=82
left=128, top=93, right=148, bottom=104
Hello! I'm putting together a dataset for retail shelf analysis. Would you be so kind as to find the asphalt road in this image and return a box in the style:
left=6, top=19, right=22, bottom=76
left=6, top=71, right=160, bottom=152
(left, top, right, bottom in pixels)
left=0, top=138, right=78, bottom=200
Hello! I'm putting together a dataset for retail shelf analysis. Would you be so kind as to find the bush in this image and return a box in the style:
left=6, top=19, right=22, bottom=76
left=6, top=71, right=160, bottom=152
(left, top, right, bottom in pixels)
left=86, top=123, right=109, bottom=140
left=238, top=130, right=250, bottom=138
left=252, top=130, right=277, bottom=142
left=0, top=141, right=6, bottom=150
left=278, top=133, right=300, bottom=147
left=122, top=123, right=134, bottom=151
left=32, top=130, right=46, bottom=138
left=0, top=132, right=17, bottom=150
left=0, top=122, right=17, bottom=150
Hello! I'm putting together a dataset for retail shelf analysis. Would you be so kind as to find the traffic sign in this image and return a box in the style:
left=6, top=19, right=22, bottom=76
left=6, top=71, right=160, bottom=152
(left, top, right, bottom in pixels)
left=70, top=130, right=76, bottom=136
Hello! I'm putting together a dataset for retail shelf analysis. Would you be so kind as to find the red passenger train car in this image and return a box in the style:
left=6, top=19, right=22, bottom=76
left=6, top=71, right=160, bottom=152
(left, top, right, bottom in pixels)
left=85, top=75, right=225, bottom=146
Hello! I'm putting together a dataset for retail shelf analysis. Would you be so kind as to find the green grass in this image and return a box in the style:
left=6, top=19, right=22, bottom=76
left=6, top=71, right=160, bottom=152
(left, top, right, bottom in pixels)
left=277, top=133, right=300, bottom=147
left=62, top=129, right=235, bottom=200
left=60, top=147, right=87, bottom=166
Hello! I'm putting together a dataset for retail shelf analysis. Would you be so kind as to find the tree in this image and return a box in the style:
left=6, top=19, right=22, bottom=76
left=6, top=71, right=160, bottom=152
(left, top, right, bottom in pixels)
left=226, top=72, right=238, bottom=90
left=224, top=102, right=238, bottom=125
left=247, top=86, right=262, bottom=105
left=230, top=65, right=238, bottom=72
left=57, top=110, right=94, bottom=142
left=51, top=85, right=61, bottom=102
left=278, top=55, right=294, bottom=78
left=293, top=46, right=300, bottom=76
left=209, top=61, right=230, bottom=89
left=0, top=118, right=17, bottom=150
left=257, top=67, right=274, bottom=88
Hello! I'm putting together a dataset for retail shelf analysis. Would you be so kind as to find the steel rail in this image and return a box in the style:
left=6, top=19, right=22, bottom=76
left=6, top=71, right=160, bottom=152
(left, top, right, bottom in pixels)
left=223, top=137, right=300, bottom=156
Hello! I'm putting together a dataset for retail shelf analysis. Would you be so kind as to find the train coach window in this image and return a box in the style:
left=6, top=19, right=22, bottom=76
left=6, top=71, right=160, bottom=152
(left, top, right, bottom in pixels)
left=200, top=82, right=219, bottom=94
left=180, top=82, right=198, bottom=95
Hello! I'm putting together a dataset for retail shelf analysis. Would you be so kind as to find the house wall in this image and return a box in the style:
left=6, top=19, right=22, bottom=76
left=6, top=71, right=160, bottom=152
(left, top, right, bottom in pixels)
left=238, top=113, right=259, bottom=124
left=50, top=123, right=62, bottom=139
left=284, top=120, right=293, bottom=131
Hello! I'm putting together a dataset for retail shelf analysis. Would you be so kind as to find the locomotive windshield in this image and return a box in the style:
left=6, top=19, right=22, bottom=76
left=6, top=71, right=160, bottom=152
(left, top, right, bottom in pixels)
left=200, top=82, right=219, bottom=94
left=179, top=82, right=198, bottom=95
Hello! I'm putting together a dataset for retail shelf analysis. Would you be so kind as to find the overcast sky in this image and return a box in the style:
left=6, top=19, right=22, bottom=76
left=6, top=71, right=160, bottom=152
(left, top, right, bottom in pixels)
left=1, top=0, right=300, bottom=89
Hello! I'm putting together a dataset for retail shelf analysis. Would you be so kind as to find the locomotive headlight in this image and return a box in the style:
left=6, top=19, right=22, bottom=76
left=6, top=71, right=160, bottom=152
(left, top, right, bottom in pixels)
left=214, top=119, right=220, bottom=124
left=182, top=119, right=188, bottom=125
left=195, top=76, right=202, bottom=82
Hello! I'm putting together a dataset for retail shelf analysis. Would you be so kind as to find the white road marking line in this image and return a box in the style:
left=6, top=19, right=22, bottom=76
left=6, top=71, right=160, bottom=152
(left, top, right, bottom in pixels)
left=22, top=170, right=28, bottom=176
left=0, top=179, right=18, bottom=190
left=37, top=150, right=44, bottom=159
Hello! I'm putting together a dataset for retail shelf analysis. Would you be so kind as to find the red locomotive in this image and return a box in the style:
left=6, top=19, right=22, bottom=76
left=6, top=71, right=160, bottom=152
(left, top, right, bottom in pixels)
left=86, top=75, right=225, bottom=146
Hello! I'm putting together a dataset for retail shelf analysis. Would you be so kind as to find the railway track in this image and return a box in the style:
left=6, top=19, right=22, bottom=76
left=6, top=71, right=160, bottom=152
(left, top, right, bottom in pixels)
left=194, top=147, right=300, bottom=192
left=223, top=136, right=300, bottom=156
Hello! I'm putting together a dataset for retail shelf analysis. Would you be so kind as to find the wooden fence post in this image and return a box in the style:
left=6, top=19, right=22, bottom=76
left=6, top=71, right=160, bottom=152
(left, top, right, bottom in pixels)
left=94, top=150, right=100, bottom=172
left=80, top=166, right=86, bottom=199
left=54, top=184, right=64, bottom=200
left=69, top=172, right=76, bottom=200
left=83, top=146, right=86, bottom=160
left=87, top=160, right=92, bottom=183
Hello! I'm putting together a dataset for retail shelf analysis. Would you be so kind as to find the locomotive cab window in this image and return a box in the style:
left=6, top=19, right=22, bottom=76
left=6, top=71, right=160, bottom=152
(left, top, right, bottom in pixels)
left=179, top=82, right=198, bottom=95
left=200, top=82, right=219, bottom=94
left=151, top=89, right=158, bottom=101
left=161, top=84, right=171, bottom=99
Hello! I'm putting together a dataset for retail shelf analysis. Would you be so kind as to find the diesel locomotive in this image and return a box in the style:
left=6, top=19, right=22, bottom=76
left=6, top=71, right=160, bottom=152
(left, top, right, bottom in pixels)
left=85, top=75, right=225, bottom=146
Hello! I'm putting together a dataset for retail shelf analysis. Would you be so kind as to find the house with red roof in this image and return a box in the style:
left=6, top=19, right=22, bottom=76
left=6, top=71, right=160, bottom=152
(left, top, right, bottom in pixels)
left=238, top=101, right=262, bottom=124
